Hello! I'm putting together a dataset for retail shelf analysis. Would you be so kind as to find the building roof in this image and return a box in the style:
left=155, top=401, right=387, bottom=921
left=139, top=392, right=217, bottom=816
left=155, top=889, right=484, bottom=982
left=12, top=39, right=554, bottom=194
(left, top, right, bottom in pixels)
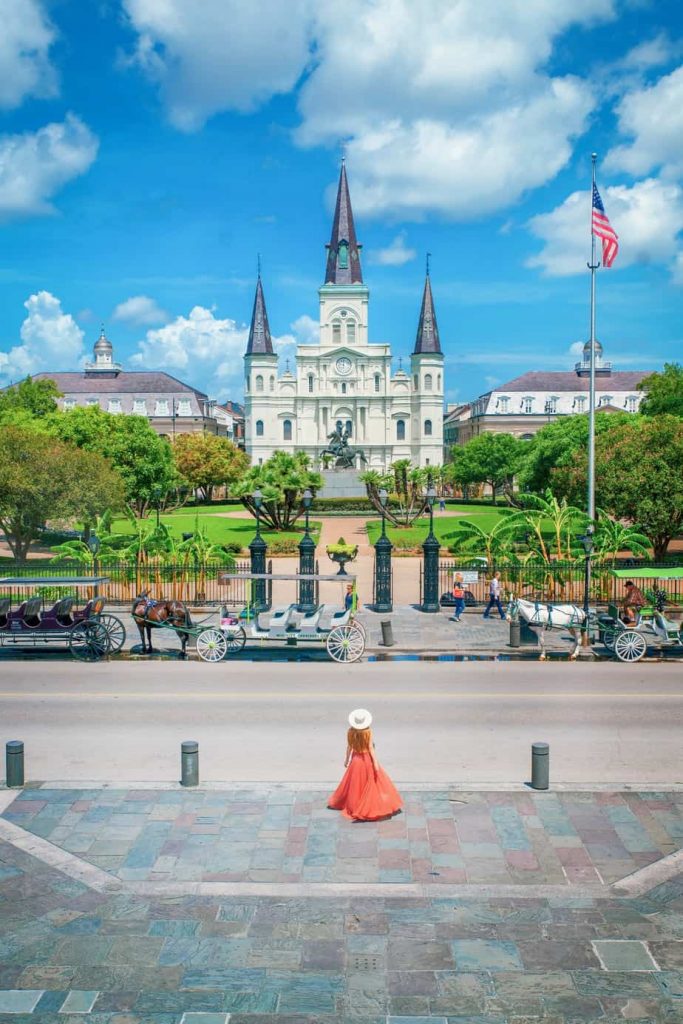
left=217, top=400, right=244, bottom=418
left=33, top=371, right=208, bottom=397
left=324, top=161, right=363, bottom=286
left=491, top=370, right=648, bottom=393
left=245, top=275, right=274, bottom=355
left=413, top=273, right=442, bottom=354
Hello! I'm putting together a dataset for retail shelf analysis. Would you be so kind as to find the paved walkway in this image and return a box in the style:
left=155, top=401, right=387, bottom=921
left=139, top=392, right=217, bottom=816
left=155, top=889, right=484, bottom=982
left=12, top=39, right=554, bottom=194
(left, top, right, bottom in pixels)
left=1, top=784, right=683, bottom=1022
left=6, top=788, right=682, bottom=891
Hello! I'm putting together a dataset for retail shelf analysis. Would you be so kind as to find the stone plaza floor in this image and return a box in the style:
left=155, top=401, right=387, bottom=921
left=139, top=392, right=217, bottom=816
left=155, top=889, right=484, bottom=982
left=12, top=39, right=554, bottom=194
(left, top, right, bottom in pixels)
left=1, top=785, right=683, bottom=1022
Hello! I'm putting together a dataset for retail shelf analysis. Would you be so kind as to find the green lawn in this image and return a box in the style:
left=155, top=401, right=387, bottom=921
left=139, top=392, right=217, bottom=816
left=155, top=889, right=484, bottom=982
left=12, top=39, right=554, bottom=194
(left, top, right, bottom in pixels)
left=110, top=514, right=320, bottom=550
left=365, top=506, right=516, bottom=548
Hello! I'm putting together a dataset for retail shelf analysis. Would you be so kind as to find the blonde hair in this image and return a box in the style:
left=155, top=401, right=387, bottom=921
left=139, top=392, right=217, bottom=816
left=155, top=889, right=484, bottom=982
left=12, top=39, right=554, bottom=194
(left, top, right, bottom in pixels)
left=347, top=727, right=372, bottom=753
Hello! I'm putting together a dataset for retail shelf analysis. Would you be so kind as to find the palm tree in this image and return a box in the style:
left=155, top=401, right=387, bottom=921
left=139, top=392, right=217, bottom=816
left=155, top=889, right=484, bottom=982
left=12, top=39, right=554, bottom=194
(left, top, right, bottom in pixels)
left=516, top=489, right=587, bottom=563
left=592, top=514, right=651, bottom=567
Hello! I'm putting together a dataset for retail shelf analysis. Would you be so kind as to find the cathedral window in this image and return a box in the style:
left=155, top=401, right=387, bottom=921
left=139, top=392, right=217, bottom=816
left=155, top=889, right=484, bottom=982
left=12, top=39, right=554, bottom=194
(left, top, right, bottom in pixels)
left=283, top=419, right=292, bottom=441
left=308, top=374, right=314, bottom=393
left=345, top=420, right=353, bottom=437
left=255, top=374, right=264, bottom=392
left=256, top=420, right=264, bottom=437
left=374, top=373, right=381, bottom=393
left=413, top=375, right=418, bottom=391
left=396, top=419, right=406, bottom=441
left=425, top=373, right=433, bottom=391
left=346, top=321, right=356, bottom=343
left=338, top=241, right=349, bottom=269
left=269, top=375, right=275, bottom=392
left=437, top=373, right=441, bottom=390
left=332, top=321, right=341, bottom=344
left=424, top=419, right=432, bottom=436
left=341, top=382, right=347, bottom=394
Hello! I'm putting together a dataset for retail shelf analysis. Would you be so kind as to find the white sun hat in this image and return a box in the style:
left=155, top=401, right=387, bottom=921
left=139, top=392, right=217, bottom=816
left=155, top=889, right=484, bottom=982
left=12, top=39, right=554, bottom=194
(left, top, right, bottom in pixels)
left=348, top=708, right=372, bottom=729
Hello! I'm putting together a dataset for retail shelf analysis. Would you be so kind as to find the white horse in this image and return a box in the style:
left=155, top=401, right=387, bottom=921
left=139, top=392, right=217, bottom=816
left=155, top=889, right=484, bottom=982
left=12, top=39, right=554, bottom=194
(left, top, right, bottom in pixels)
left=507, top=597, right=586, bottom=660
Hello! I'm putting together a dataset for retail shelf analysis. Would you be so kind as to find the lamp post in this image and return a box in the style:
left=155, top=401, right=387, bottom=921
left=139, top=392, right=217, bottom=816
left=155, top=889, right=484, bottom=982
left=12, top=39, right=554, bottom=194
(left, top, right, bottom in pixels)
left=152, top=486, right=163, bottom=529
left=421, top=484, right=440, bottom=612
left=249, top=488, right=268, bottom=613
left=578, top=527, right=594, bottom=648
left=298, top=488, right=316, bottom=613
left=87, top=534, right=101, bottom=594
left=373, top=487, right=393, bottom=612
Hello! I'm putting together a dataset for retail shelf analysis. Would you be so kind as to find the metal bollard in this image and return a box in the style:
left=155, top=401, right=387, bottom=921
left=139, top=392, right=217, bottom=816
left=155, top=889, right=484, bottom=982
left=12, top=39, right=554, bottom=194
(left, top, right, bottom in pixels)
left=380, top=620, right=395, bottom=647
left=531, top=742, right=549, bottom=790
left=509, top=620, right=521, bottom=648
left=180, top=741, right=199, bottom=787
left=6, top=740, right=25, bottom=788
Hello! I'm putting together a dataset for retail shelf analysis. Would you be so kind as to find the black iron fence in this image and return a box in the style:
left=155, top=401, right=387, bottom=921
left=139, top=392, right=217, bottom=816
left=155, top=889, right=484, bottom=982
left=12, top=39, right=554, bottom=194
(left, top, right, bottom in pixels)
left=0, top=560, right=255, bottom=606
left=433, top=560, right=683, bottom=607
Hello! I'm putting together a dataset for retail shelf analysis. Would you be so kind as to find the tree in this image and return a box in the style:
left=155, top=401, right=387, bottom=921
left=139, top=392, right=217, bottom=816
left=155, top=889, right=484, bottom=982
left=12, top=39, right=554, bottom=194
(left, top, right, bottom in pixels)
left=515, top=489, right=587, bottom=562
left=0, top=425, right=125, bottom=560
left=173, top=433, right=248, bottom=502
left=552, top=415, right=683, bottom=559
left=447, top=432, right=524, bottom=504
left=592, top=515, right=650, bottom=568
left=0, top=377, right=61, bottom=427
left=447, top=515, right=523, bottom=566
left=516, top=412, right=630, bottom=495
left=233, top=451, right=323, bottom=530
left=362, top=460, right=429, bottom=527
left=638, top=363, right=683, bottom=418
left=52, top=406, right=179, bottom=516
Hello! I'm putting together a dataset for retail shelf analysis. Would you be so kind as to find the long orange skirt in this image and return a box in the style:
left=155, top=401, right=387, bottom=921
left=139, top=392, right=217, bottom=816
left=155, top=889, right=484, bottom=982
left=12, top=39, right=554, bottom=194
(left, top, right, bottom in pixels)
left=328, top=752, right=403, bottom=821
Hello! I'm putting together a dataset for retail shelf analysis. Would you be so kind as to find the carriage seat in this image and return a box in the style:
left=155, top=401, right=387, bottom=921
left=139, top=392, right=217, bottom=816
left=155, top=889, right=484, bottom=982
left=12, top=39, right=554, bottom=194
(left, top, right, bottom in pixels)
left=653, top=610, right=680, bottom=638
left=20, top=596, right=42, bottom=627
left=267, top=605, right=296, bottom=638
left=49, top=597, right=75, bottom=626
left=297, top=607, right=322, bottom=636
left=317, top=604, right=351, bottom=631
left=0, top=597, right=10, bottom=628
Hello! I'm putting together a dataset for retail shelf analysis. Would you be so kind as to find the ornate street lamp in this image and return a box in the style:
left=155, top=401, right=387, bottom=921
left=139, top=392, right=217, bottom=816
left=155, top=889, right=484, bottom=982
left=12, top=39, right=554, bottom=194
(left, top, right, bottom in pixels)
left=373, top=487, right=393, bottom=612
left=152, top=486, right=163, bottom=529
left=298, top=488, right=316, bottom=613
left=249, top=488, right=268, bottom=613
left=578, top=527, right=594, bottom=647
left=421, top=484, right=440, bottom=612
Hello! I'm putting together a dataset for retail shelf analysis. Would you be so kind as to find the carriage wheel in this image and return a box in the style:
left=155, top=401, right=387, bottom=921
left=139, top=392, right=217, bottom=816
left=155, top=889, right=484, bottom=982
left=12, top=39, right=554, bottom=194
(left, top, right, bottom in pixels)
left=98, top=614, right=126, bottom=654
left=222, top=625, right=246, bottom=655
left=614, top=630, right=647, bottom=663
left=69, top=621, right=110, bottom=662
left=326, top=623, right=365, bottom=663
left=196, top=628, right=228, bottom=663
left=602, top=628, right=617, bottom=651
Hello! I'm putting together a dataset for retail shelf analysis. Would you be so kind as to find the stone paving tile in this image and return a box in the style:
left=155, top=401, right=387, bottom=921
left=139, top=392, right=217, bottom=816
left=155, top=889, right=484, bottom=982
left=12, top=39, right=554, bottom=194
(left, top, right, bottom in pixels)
left=5, top=789, right=683, bottom=890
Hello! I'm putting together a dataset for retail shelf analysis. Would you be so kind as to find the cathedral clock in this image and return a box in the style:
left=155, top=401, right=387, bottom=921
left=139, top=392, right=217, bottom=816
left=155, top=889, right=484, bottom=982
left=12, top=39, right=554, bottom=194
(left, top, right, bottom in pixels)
left=335, top=356, right=352, bottom=376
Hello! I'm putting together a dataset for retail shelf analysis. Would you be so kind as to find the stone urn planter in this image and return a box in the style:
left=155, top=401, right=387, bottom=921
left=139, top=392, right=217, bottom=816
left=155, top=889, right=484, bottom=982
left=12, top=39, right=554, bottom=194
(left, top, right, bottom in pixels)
left=326, top=538, right=359, bottom=576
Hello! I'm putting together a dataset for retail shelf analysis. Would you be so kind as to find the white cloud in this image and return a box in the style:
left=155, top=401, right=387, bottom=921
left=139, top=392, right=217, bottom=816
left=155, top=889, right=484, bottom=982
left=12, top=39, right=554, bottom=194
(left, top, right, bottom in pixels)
left=0, top=0, right=57, bottom=110
left=368, top=232, right=416, bottom=266
left=121, top=0, right=313, bottom=131
left=0, top=114, right=98, bottom=219
left=121, top=0, right=615, bottom=218
left=569, top=341, right=585, bottom=356
left=289, top=314, right=319, bottom=345
left=112, top=295, right=168, bottom=325
left=606, top=65, right=683, bottom=179
left=619, top=34, right=678, bottom=72
left=526, top=178, right=683, bottom=276
left=131, top=306, right=315, bottom=397
left=0, top=291, right=85, bottom=382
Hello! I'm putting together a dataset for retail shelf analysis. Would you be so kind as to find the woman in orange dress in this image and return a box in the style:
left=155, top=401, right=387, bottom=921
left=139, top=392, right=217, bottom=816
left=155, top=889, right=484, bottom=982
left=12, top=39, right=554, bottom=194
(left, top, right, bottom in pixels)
left=328, top=709, right=403, bottom=822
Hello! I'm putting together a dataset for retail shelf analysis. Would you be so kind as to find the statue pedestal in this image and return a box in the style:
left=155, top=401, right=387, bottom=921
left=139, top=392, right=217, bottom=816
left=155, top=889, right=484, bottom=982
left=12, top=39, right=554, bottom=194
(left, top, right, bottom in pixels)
left=320, top=469, right=367, bottom=499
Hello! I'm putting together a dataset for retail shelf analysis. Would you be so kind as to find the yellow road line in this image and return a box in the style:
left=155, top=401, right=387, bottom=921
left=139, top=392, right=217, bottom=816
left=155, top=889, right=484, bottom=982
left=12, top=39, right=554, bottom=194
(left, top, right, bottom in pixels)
left=0, top=692, right=680, bottom=701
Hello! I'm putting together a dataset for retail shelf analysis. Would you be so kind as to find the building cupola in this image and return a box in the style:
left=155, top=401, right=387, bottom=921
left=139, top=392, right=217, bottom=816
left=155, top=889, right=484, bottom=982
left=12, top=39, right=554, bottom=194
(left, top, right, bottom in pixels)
left=85, top=324, right=122, bottom=376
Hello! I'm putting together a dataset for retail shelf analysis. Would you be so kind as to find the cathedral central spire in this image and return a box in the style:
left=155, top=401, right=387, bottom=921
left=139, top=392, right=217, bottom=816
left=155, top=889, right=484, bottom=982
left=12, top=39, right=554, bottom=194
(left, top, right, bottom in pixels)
left=413, top=270, right=442, bottom=354
left=324, top=161, right=363, bottom=285
left=245, top=274, right=273, bottom=355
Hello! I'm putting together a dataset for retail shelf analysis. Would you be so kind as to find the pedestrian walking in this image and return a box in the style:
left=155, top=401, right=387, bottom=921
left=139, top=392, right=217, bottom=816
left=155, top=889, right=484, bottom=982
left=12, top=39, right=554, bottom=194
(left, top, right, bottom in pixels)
left=438, top=496, right=447, bottom=512
left=345, top=583, right=359, bottom=612
left=328, top=709, right=402, bottom=821
left=450, top=573, right=466, bottom=622
left=483, top=571, right=506, bottom=619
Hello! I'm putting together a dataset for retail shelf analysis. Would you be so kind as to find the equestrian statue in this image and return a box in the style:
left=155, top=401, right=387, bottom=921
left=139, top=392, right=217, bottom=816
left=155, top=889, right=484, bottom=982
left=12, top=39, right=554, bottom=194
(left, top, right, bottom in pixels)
left=321, top=426, right=367, bottom=469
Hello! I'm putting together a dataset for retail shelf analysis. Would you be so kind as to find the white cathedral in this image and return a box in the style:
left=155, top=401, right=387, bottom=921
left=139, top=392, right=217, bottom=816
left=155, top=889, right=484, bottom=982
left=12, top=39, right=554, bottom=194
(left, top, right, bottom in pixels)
left=244, top=163, right=444, bottom=470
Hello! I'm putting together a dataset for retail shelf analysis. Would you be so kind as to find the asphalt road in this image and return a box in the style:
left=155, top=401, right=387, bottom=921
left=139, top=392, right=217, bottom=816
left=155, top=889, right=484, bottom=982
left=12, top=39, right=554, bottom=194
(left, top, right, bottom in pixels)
left=0, top=660, right=681, bottom=785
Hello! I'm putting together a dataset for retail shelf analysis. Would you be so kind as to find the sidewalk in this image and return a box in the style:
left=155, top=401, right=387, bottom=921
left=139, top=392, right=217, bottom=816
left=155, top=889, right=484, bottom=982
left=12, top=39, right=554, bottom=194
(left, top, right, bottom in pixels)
left=1, top=784, right=682, bottom=1021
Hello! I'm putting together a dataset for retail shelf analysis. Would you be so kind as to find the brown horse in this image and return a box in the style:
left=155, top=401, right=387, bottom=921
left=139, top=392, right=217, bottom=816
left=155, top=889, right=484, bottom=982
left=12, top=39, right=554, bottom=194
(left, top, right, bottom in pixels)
left=132, top=592, right=193, bottom=657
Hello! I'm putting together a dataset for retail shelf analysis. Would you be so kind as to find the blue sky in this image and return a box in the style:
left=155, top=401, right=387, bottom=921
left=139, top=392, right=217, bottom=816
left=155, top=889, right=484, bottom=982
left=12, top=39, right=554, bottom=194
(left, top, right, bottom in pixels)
left=0, top=0, right=681, bottom=406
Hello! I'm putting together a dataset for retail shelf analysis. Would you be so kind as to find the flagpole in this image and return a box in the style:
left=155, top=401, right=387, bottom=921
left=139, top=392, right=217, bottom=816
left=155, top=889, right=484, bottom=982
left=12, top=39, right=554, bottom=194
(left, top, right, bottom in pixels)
left=587, top=152, right=599, bottom=525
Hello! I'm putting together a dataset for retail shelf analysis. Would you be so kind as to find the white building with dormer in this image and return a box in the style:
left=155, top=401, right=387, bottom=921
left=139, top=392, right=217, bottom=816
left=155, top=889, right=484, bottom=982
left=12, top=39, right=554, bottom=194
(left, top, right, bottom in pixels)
left=244, top=163, right=444, bottom=471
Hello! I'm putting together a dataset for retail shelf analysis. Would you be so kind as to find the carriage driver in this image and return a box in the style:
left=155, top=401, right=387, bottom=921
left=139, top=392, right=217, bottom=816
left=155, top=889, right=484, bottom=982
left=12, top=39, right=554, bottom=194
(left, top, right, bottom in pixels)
left=621, top=579, right=646, bottom=625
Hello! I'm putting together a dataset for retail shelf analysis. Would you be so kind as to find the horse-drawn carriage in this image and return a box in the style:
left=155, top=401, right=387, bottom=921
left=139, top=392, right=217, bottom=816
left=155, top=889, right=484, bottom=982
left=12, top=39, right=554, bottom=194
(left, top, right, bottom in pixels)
left=0, top=576, right=125, bottom=661
left=212, top=572, right=366, bottom=663
left=596, top=567, right=683, bottom=662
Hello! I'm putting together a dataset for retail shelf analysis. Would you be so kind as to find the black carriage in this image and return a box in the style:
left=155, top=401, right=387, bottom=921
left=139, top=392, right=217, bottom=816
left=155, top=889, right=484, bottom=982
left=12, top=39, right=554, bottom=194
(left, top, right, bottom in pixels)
left=0, top=576, right=125, bottom=661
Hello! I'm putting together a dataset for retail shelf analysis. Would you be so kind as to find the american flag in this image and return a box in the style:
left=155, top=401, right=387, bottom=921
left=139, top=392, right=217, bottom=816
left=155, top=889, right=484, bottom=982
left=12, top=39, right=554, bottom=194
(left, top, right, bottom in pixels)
left=592, top=183, right=618, bottom=268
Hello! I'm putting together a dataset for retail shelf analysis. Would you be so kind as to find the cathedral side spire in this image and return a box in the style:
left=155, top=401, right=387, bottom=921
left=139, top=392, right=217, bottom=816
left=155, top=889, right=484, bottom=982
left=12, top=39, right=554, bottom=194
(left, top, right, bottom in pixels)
left=245, top=274, right=274, bottom=355
left=324, top=162, right=363, bottom=285
left=413, top=271, right=441, bottom=354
